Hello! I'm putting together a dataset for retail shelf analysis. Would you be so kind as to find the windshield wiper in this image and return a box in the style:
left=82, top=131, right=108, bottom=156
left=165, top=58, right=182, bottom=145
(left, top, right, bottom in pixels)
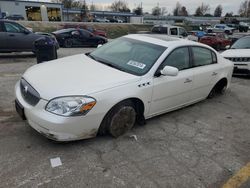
left=86, top=53, right=127, bottom=73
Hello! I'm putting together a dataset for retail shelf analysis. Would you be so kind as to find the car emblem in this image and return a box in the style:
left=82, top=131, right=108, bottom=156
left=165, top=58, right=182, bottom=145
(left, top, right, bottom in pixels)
left=24, top=86, right=28, bottom=93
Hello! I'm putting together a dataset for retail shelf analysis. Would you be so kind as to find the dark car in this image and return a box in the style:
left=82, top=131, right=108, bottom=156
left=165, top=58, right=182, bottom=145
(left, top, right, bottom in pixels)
left=52, top=28, right=108, bottom=48
left=5, top=14, right=24, bottom=21
left=62, top=24, right=107, bottom=37
left=0, top=20, right=57, bottom=53
left=199, top=33, right=232, bottom=51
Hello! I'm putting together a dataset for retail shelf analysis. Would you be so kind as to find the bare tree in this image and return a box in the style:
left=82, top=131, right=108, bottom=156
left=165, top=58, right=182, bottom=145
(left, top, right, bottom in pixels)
left=90, top=3, right=97, bottom=11
left=111, top=0, right=130, bottom=12
left=194, top=3, right=210, bottom=16
left=160, top=7, right=168, bottom=16
left=200, top=3, right=210, bottom=15
left=239, top=0, right=250, bottom=17
left=173, top=2, right=182, bottom=16
left=214, top=5, right=223, bottom=17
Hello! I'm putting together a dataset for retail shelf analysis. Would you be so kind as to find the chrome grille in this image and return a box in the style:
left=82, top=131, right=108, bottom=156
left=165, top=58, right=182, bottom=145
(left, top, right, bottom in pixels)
left=20, top=79, right=40, bottom=106
left=225, top=57, right=250, bottom=62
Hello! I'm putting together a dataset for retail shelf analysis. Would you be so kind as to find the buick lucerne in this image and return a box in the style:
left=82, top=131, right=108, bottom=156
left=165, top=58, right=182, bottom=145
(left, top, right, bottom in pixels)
left=15, top=34, right=233, bottom=141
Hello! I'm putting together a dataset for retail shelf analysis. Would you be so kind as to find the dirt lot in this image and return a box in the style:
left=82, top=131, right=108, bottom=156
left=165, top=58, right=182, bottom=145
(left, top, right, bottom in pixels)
left=0, top=48, right=250, bottom=188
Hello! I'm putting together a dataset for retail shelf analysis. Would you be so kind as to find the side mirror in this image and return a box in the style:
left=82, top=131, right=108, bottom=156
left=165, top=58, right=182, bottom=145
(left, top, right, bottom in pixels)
left=160, top=66, right=179, bottom=76
left=23, top=30, right=30, bottom=34
left=182, top=32, right=188, bottom=37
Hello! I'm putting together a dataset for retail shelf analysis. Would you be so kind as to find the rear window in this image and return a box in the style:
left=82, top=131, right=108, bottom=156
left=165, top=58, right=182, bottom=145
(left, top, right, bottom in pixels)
left=192, top=47, right=215, bottom=67
left=152, top=26, right=168, bottom=34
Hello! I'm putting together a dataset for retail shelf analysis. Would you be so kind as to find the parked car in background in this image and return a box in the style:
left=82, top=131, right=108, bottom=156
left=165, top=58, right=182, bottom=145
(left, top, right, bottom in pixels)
left=93, top=18, right=110, bottom=23
left=151, top=24, right=188, bottom=38
left=199, top=33, right=232, bottom=51
left=0, top=20, right=56, bottom=53
left=62, top=24, right=107, bottom=37
left=238, top=22, right=249, bottom=32
left=108, top=17, right=123, bottom=23
left=52, top=28, right=108, bottom=48
left=187, top=30, right=206, bottom=42
left=5, top=14, right=24, bottom=21
left=207, top=24, right=234, bottom=35
left=15, top=34, right=233, bottom=141
left=221, top=36, right=250, bottom=75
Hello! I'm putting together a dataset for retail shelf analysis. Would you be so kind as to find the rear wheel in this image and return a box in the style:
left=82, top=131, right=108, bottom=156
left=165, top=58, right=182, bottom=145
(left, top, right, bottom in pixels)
left=208, top=79, right=227, bottom=98
left=99, top=100, right=136, bottom=138
left=64, top=39, right=73, bottom=48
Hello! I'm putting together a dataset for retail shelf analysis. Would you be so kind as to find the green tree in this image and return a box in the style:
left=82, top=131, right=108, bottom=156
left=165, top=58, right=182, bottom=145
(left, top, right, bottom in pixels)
left=152, top=6, right=161, bottom=16
left=133, top=6, right=143, bottom=15
left=214, top=5, right=223, bottom=17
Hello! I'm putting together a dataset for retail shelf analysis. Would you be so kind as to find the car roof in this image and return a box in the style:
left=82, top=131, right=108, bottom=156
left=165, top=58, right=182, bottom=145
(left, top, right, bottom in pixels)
left=53, top=28, right=75, bottom=34
left=153, top=24, right=182, bottom=29
left=124, top=34, right=204, bottom=48
left=0, top=19, right=16, bottom=23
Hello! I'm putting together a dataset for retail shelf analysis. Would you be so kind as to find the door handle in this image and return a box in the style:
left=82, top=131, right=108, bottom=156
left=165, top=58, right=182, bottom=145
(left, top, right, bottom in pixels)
left=9, top=34, right=15, bottom=37
left=184, top=78, right=192, bottom=83
left=211, top=72, right=218, bottom=76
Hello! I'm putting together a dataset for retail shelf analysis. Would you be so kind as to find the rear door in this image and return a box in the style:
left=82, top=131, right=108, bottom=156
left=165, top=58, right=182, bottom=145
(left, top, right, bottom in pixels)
left=189, top=46, right=219, bottom=101
left=79, top=30, right=96, bottom=46
left=0, top=21, right=7, bottom=51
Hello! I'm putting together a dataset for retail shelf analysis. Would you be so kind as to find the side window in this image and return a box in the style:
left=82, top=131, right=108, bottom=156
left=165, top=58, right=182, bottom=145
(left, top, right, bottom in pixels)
left=179, top=28, right=186, bottom=36
left=170, top=28, right=178, bottom=35
left=71, top=30, right=80, bottom=36
left=192, top=47, right=214, bottom=67
left=4, top=22, right=25, bottom=33
left=81, top=30, right=91, bottom=38
left=161, top=47, right=190, bottom=71
left=161, top=27, right=168, bottom=34
left=152, top=27, right=161, bottom=34
left=212, top=51, right=217, bottom=63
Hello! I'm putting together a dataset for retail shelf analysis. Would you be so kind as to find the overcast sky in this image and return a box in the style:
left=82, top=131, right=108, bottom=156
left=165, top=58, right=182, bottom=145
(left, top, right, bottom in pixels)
left=85, top=0, right=242, bottom=15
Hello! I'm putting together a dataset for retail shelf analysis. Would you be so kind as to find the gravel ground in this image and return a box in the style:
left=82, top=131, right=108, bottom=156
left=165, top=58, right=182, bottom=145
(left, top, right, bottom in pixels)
left=0, top=47, right=250, bottom=188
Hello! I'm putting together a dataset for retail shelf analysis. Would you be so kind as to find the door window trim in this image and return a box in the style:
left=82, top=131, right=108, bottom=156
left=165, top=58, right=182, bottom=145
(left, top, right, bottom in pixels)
left=190, top=46, right=218, bottom=68
left=154, top=46, right=192, bottom=77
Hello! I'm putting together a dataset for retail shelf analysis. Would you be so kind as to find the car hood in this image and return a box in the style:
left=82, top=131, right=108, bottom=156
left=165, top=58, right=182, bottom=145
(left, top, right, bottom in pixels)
left=221, top=49, right=250, bottom=57
left=23, top=54, right=140, bottom=100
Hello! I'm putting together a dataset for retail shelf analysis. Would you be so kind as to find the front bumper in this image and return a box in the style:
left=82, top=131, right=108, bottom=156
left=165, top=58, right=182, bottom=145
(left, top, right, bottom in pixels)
left=233, top=63, right=250, bottom=75
left=15, top=82, right=103, bottom=141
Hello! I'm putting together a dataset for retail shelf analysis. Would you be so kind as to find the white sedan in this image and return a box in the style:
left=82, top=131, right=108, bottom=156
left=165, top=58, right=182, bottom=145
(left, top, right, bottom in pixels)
left=221, top=36, right=250, bottom=75
left=15, top=34, right=233, bottom=141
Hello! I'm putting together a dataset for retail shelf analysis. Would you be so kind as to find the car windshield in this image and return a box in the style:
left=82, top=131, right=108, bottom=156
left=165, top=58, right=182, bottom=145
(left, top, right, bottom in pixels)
left=231, top=37, right=250, bottom=49
left=89, top=37, right=166, bottom=76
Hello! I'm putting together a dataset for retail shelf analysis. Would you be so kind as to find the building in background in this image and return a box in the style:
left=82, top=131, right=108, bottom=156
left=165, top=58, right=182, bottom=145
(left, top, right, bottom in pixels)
left=0, top=0, right=62, bottom=21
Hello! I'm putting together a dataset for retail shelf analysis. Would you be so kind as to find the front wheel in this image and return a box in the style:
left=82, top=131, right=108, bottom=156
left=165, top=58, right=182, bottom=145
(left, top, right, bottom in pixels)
left=63, top=39, right=73, bottom=48
left=99, top=101, right=136, bottom=138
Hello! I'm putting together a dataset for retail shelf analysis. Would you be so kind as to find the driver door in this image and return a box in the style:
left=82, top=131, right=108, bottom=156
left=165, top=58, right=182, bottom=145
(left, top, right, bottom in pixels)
left=3, top=21, right=31, bottom=51
left=149, top=47, right=194, bottom=116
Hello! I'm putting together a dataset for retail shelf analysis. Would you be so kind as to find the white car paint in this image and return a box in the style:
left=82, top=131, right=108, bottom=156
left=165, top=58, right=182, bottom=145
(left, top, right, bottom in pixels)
left=207, top=24, right=234, bottom=34
left=15, top=34, right=233, bottom=141
left=221, top=49, right=250, bottom=73
left=152, top=24, right=188, bottom=39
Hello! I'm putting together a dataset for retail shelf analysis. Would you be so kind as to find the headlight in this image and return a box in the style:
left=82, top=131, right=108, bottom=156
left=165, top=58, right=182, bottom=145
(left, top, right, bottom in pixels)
left=46, top=96, right=96, bottom=117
